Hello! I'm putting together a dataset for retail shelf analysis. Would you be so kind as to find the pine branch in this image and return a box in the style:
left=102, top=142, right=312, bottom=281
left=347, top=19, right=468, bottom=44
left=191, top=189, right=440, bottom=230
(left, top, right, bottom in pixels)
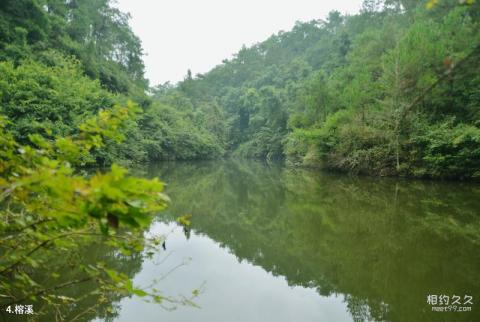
left=403, top=43, right=480, bottom=115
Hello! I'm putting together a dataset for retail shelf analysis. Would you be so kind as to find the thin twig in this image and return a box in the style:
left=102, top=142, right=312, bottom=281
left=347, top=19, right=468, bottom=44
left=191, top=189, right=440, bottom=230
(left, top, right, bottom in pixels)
left=3, top=275, right=96, bottom=306
left=2, top=218, right=54, bottom=239
left=403, top=43, right=480, bottom=115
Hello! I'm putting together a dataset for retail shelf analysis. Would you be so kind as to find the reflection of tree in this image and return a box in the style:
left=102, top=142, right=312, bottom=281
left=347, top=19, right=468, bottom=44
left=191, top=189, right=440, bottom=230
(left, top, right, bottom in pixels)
left=5, top=238, right=145, bottom=322
left=148, top=160, right=480, bottom=322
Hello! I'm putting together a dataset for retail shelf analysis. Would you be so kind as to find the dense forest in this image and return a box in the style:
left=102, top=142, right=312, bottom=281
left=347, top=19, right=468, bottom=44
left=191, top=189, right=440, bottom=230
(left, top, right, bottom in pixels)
left=0, top=0, right=224, bottom=166
left=1, top=0, right=478, bottom=179
left=0, top=0, right=479, bottom=319
left=156, top=0, right=480, bottom=179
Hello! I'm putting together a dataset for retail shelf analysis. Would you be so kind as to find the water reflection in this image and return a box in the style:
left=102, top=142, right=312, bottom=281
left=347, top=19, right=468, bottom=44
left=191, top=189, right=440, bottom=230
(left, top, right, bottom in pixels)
left=112, top=160, right=479, bottom=322
left=113, top=222, right=352, bottom=322
left=19, top=239, right=145, bottom=322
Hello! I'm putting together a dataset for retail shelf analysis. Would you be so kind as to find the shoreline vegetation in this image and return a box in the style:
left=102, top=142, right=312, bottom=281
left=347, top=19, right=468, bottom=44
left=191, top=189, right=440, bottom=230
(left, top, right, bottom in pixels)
left=0, top=0, right=479, bottom=320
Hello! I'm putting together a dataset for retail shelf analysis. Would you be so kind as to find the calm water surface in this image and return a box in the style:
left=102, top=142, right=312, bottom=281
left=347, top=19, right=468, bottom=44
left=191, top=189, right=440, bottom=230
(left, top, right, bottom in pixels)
left=93, top=160, right=479, bottom=322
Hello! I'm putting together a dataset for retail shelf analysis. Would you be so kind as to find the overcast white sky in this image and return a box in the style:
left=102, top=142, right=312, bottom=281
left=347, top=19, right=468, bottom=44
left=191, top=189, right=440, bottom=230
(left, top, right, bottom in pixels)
left=115, top=0, right=364, bottom=86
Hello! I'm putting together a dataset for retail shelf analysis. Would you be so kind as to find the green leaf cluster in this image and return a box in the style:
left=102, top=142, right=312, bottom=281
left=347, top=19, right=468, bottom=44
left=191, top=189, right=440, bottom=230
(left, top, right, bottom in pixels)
left=0, top=102, right=170, bottom=318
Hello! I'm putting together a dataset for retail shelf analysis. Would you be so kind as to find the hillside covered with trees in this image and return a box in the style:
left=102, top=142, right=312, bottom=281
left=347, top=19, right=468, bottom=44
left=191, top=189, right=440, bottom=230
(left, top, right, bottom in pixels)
left=1, top=0, right=478, bottom=179
left=0, top=0, right=225, bottom=165
left=155, top=0, right=479, bottom=179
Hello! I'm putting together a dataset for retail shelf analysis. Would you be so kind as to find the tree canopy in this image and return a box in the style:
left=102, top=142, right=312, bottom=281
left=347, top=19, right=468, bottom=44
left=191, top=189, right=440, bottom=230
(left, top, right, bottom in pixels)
left=156, top=0, right=479, bottom=179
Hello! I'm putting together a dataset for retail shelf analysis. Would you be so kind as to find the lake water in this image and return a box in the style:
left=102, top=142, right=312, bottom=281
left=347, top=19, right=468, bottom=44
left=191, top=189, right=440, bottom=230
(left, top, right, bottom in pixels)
left=94, top=160, right=479, bottom=322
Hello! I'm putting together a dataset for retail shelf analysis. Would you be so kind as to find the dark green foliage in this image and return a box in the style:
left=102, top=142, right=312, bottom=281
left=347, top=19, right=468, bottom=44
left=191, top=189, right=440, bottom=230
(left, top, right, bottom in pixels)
left=1, top=0, right=478, bottom=172
left=160, top=0, right=479, bottom=179
left=0, top=0, right=147, bottom=93
left=0, top=0, right=227, bottom=163
left=140, top=102, right=224, bottom=161
left=0, top=56, right=114, bottom=142
left=408, top=119, right=480, bottom=178
left=299, top=4, right=480, bottom=179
